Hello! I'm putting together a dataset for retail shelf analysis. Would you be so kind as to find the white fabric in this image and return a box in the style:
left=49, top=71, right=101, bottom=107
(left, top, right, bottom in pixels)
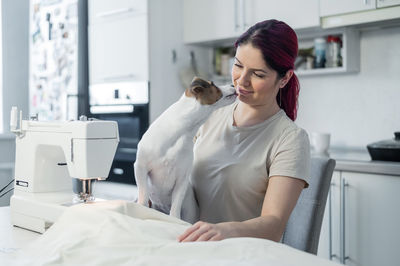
left=4, top=201, right=339, bottom=266
left=191, top=102, right=311, bottom=223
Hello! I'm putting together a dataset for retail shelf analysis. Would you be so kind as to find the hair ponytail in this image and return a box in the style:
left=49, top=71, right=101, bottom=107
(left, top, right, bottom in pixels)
left=278, top=72, right=299, bottom=121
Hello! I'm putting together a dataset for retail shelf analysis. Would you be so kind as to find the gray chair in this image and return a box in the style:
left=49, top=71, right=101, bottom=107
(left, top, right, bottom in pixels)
left=282, top=156, right=336, bottom=254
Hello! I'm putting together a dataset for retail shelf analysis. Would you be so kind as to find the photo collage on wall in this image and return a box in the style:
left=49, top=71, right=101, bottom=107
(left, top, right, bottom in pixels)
left=29, top=0, right=78, bottom=121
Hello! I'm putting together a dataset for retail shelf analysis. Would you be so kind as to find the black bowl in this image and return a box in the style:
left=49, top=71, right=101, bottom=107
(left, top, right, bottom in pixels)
left=367, top=132, right=400, bottom=162
left=367, top=146, right=400, bottom=162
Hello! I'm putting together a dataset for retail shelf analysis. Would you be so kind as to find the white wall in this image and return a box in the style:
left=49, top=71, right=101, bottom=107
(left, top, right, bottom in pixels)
left=148, top=0, right=209, bottom=122
left=296, top=25, right=400, bottom=149
left=0, top=0, right=29, bottom=206
left=1, top=0, right=29, bottom=133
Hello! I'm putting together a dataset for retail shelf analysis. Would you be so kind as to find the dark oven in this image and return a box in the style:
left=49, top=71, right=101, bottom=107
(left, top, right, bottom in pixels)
left=89, top=81, right=149, bottom=185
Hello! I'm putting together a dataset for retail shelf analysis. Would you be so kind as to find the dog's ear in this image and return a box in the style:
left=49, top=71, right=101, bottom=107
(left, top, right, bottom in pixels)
left=184, top=86, right=203, bottom=98
left=191, top=85, right=204, bottom=96
left=188, top=77, right=212, bottom=99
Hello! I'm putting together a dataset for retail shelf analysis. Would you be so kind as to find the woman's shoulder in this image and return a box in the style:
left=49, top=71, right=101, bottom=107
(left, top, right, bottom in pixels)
left=275, top=111, right=309, bottom=144
left=269, top=114, right=311, bottom=186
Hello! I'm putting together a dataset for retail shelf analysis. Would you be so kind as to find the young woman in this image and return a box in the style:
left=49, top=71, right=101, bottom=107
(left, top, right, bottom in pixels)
left=178, top=19, right=310, bottom=242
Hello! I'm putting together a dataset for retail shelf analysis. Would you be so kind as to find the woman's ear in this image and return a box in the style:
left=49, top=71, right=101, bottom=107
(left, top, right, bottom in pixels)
left=280, top=70, right=294, bottom=88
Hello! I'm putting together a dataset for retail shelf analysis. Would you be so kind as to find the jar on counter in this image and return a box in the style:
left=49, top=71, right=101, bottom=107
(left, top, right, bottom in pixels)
left=326, top=35, right=342, bottom=68
left=314, top=37, right=326, bottom=68
left=220, top=54, right=231, bottom=76
left=306, top=56, right=314, bottom=70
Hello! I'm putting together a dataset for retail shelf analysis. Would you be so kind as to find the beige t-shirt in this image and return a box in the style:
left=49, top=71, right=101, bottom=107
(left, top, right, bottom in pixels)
left=190, top=102, right=310, bottom=223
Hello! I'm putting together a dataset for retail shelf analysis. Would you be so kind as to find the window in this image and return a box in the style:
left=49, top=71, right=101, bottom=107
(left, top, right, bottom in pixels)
left=0, top=2, right=3, bottom=133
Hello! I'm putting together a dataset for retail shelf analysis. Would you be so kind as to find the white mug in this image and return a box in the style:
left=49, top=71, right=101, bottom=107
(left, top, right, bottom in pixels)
left=310, top=132, right=331, bottom=154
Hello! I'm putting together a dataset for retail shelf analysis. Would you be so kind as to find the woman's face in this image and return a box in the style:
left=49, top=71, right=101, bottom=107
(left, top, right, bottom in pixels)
left=232, top=43, right=281, bottom=108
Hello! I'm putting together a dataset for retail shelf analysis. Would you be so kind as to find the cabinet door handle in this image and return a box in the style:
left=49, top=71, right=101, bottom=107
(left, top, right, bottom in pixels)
left=329, top=183, right=339, bottom=260
left=363, top=0, right=369, bottom=5
left=103, top=74, right=136, bottom=82
left=96, top=8, right=135, bottom=18
left=242, top=0, right=247, bottom=30
left=340, top=178, right=350, bottom=264
left=234, top=0, right=240, bottom=30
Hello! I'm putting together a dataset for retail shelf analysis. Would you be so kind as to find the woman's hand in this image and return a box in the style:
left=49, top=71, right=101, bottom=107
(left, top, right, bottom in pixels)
left=178, top=221, right=233, bottom=242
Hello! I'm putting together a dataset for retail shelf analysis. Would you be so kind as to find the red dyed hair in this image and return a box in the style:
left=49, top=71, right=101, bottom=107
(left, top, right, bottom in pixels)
left=234, top=19, right=300, bottom=121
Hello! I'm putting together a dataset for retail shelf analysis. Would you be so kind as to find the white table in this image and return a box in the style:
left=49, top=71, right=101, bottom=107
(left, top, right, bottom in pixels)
left=0, top=185, right=340, bottom=266
left=0, top=205, right=340, bottom=266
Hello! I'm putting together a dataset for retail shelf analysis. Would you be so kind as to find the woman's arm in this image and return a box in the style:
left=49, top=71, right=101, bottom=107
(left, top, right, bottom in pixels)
left=178, top=175, right=305, bottom=242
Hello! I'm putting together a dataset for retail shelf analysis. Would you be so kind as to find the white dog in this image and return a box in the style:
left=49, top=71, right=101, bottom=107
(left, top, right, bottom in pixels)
left=134, top=77, right=237, bottom=220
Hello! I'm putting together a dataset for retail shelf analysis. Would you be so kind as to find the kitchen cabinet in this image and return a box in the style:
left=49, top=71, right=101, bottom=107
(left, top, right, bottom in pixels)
left=320, top=0, right=376, bottom=17
left=183, top=0, right=240, bottom=44
left=247, top=0, right=320, bottom=30
left=88, top=0, right=148, bottom=84
left=320, top=0, right=400, bottom=16
left=318, top=170, right=400, bottom=266
left=183, top=0, right=319, bottom=44
left=320, top=0, right=400, bottom=28
left=377, top=0, right=400, bottom=8
left=89, top=15, right=148, bottom=83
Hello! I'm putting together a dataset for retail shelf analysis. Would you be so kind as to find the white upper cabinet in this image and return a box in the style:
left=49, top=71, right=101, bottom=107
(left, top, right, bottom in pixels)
left=320, top=0, right=376, bottom=17
left=89, top=15, right=148, bottom=84
left=183, top=0, right=239, bottom=43
left=377, top=0, right=400, bottom=8
left=248, top=0, right=320, bottom=30
left=320, top=0, right=400, bottom=28
left=183, top=0, right=320, bottom=44
left=88, top=0, right=148, bottom=84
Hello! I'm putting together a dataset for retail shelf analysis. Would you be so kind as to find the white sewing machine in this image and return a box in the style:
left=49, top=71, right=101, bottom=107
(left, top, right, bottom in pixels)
left=9, top=107, right=119, bottom=233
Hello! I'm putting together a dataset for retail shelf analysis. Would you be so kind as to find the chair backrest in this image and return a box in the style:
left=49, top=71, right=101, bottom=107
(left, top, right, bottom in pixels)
left=281, top=156, right=336, bottom=254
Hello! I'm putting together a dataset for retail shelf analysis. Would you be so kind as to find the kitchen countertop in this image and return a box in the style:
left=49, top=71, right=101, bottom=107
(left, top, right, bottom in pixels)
left=318, top=148, right=400, bottom=176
